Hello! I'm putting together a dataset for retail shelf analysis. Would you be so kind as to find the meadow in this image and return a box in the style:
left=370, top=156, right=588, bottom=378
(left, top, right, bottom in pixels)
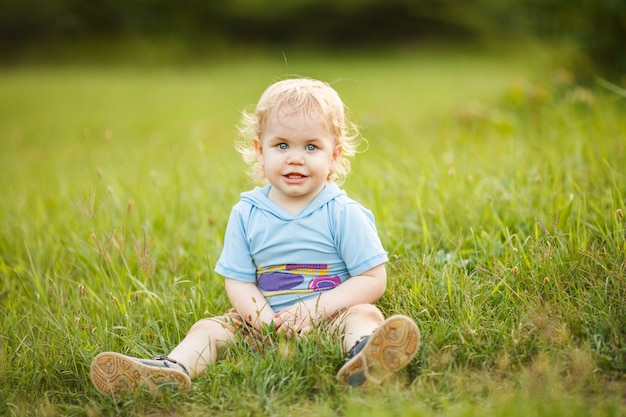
left=0, top=45, right=624, bottom=416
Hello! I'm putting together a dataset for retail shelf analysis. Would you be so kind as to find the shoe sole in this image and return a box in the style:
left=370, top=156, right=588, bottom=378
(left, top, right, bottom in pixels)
left=90, top=352, right=191, bottom=396
left=336, top=315, right=420, bottom=387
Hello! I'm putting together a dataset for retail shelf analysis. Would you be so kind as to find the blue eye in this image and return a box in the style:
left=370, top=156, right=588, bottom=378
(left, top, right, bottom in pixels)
left=277, top=143, right=288, bottom=150
left=306, top=144, right=317, bottom=151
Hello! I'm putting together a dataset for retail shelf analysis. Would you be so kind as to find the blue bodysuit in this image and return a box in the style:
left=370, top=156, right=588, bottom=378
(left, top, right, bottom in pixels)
left=215, top=182, right=388, bottom=312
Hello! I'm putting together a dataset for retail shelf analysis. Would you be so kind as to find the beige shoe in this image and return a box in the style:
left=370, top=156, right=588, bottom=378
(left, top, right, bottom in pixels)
left=337, top=315, right=421, bottom=387
left=90, top=352, right=191, bottom=396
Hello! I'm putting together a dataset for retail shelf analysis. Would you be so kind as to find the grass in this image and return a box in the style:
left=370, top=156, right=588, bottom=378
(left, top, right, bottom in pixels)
left=0, top=44, right=624, bottom=416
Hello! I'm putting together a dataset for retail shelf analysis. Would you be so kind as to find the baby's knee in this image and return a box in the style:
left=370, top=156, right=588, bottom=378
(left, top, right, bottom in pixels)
left=188, top=318, right=232, bottom=336
left=346, top=303, right=384, bottom=322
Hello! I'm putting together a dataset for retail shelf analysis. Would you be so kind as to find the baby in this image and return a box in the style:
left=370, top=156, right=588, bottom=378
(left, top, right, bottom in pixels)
left=90, top=77, right=420, bottom=396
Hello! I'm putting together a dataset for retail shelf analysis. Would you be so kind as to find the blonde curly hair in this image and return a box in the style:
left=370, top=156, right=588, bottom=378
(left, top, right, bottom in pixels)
left=236, top=77, right=361, bottom=185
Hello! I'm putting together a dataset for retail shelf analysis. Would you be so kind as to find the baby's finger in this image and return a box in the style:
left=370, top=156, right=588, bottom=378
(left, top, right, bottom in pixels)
left=298, top=325, right=313, bottom=335
left=276, top=322, right=295, bottom=338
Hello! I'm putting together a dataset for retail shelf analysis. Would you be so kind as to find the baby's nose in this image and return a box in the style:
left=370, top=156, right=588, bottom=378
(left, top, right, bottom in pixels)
left=287, top=150, right=305, bottom=164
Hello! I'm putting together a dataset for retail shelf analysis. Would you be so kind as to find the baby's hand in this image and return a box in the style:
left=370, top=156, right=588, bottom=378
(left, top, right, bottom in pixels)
left=274, top=300, right=319, bottom=337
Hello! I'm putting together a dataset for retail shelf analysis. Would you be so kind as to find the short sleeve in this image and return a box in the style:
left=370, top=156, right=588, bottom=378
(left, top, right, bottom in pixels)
left=333, top=200, right=388, bottom=276
left=214, top=204, right=257, bottom=282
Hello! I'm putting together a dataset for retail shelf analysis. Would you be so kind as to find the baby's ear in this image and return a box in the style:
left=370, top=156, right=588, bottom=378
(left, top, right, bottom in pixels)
left=333, top=143, right=343, bottom=161
left=254, top=137, right=266, bottom=167
left=254, top=137, right=263, bottom=156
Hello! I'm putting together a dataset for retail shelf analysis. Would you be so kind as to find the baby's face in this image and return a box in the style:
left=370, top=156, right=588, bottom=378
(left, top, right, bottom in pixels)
left=255, top=109, right=340, bottom=212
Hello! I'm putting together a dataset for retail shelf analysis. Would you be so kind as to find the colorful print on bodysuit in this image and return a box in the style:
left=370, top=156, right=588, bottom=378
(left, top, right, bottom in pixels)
left=257, top=264, right=342, bottom=297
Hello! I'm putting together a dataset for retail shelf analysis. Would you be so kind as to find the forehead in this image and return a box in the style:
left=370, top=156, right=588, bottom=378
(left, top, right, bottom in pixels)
left=264, top=106, right=330, bottom=135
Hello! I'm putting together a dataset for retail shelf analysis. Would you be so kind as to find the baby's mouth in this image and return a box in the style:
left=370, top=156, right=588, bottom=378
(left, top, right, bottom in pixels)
left=285, top=173, right=306, bottom=179
left=283, top=173, right=308, bottom=182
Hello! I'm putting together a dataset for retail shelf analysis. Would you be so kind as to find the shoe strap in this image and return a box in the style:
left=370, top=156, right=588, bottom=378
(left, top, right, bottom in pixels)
left=152, top=355, right=190, bottom=376
left=347, top=335, right=371, bottom=359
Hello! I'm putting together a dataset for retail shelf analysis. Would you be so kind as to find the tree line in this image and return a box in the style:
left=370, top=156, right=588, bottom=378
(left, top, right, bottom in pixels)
left=1, top=0, right=624, bottom=77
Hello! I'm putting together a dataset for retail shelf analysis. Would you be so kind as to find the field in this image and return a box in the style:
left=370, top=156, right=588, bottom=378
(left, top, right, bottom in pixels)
left=1, top=45, right=625, bottom=416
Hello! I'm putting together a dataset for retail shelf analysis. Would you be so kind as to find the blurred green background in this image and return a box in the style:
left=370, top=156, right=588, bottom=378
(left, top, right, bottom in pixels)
left=1, top=0, right=625, bottom=80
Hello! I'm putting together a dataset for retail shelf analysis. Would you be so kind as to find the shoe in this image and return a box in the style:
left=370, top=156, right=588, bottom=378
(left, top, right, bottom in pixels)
left=337, top=315, right=420, bottom=387
left=90, top=352, right=191, bottom=396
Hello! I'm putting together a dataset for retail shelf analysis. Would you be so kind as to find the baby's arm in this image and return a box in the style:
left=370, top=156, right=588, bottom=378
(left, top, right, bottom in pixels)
left=317, top=263, right=387, bottom=313
left=224, top=278, right=277, bottom=331
left=274, top=263, right=387, bottom=334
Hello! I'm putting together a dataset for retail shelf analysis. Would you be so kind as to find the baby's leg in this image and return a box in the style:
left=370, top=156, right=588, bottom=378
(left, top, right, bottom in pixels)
left=90, top=315, right=237, bottom=397
left=168, top=317, right=236, bottom=379
left=338, top=303, right=385, bottom=352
